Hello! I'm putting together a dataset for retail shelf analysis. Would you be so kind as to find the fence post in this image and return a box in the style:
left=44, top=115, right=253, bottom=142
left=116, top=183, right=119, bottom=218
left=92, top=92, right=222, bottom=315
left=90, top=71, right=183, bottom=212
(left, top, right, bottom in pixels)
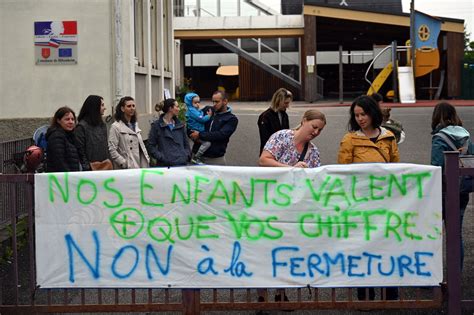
left=444, top=151, right=462, bottom=314
left=182, top=289, right=200, bottom=315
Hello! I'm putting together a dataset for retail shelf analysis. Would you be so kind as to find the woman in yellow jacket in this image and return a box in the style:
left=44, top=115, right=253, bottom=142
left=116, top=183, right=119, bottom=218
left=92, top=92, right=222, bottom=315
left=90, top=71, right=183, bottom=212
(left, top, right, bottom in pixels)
left=338, top=95, right=399, bottom=164
left=337, top=95, right=399, bottom=301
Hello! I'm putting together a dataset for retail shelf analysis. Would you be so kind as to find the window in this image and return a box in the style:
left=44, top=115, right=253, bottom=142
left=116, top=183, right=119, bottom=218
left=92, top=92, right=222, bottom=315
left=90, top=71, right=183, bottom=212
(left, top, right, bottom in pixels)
left=134, top=0, right=145, bottom=66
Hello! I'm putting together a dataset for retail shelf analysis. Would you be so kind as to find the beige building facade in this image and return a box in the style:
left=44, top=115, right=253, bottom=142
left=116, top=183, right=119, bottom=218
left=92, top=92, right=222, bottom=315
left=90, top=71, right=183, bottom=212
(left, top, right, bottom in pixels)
left=0, top=0, right=176, bottom=127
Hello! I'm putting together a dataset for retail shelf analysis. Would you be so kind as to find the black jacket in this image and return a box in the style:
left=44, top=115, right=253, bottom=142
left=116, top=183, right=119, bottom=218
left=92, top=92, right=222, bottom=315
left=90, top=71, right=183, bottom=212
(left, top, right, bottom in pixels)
left=199, top=107, right=238, bottom=158
left=257, top=108, right=289, bottom=154
left=46, top=127, right=83, bottom=172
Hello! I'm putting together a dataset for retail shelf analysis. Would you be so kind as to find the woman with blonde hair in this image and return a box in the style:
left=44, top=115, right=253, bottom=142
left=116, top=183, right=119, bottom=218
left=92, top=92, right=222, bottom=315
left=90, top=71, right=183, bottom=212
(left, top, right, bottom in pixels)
left=259, top=109, right=326, bottom=168
left=257, top=88, right=293, bottom=154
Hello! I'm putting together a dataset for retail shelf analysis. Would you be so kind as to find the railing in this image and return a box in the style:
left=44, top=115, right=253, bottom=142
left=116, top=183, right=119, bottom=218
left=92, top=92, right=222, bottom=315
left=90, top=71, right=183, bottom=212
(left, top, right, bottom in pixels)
left=316, top=74, right=324, bottom=99
left=4, top=157, right=474, bottom=313
left=444, top=151, right=474, bottom=314
left=0, top=138, right=33, bottom=227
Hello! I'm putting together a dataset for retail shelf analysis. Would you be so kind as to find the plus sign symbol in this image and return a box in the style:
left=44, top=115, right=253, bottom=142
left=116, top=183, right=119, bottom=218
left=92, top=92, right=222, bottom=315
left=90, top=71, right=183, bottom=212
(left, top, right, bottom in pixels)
left=110, top=207, right=145, bottom=239
left=418, top=24, right=431, bottom=41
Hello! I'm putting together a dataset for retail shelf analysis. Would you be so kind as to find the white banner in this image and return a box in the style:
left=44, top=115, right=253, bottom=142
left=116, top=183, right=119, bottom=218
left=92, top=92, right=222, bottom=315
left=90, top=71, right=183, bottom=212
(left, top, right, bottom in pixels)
left=35, top=164, right=443, bottom=288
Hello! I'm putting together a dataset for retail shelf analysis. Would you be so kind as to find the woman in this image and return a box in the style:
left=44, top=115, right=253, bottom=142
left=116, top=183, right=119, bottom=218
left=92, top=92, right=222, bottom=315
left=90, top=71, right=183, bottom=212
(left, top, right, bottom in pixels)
left=45, top=106, right=84, bottom=172
left=75, top=95, right=109, bottom=170
left=259, top=109, right=326, bottom=168
left=148, top=98, right=190, bottom=166
left=337, top=95, right=399, bottom=301
left=338, top=95, right=399, bottom=164
left=431, top=102, right=471, bottom=268
left=257, top=88, right=292, bottom=154
left=258, top=109, right=325, bottom=305
left=108, top=96, right=149, bottom=169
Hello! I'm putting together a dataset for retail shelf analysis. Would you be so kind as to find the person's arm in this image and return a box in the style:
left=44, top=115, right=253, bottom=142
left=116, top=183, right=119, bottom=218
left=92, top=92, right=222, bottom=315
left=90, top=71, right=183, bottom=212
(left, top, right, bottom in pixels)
left=389, top=139, right=400, bottom=162
left=258, top=113, right=275, bottom=153
left=73, top=125, right=91, bottom=171
left=259, top=150, right=307, bottom=167
left=188, top=107, right=211, bottom=124
left=337, top=133, right=354, bottom=164
left=431, top=136, right=449, bottom=167
left=199, top=116, right=238, bottom=142
left=147, top=123, right=166, bottom=164
left=108, top=124, right=128, bottom=169
left=182, top=127, right=191, bottom=161
left=47, top=133, right=71, bottom=172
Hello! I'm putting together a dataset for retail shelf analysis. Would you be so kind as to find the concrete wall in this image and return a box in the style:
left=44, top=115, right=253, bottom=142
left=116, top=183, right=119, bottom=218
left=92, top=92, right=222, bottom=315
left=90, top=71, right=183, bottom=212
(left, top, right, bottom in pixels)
left=0, top=0, right=116, bottom=119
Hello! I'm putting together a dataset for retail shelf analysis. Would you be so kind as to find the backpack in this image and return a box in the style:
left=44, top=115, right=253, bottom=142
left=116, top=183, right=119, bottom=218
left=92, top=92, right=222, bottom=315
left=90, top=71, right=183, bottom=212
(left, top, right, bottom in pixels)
left=434, top=132, right=473, bottom=193
left=33, top=125, right=49, bottom=152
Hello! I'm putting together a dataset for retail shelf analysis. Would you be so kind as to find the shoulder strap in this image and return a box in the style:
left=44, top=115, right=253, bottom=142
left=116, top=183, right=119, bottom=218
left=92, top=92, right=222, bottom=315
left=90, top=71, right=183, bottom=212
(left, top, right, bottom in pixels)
left=299, top=142, right=309, bottom=162
left=374, top=146, right=389, bottom=163
left=435, top=132, right=467, bottom=153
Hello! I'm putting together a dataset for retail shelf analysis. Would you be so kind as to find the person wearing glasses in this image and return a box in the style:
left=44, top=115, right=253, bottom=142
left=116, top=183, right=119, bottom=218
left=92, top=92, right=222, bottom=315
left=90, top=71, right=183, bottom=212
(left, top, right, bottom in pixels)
left=189, top=91, right=238, bottom=165
left=257, top=88, right=293, bottom=154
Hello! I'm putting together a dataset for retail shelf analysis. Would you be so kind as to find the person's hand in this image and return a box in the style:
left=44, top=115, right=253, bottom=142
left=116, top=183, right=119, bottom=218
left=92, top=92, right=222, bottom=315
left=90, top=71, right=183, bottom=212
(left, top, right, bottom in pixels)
left=207, top=108, right=213, bottom=117
left=190, top=131, right=200, bottom=141
left=294, top=161, right=308, bottom=168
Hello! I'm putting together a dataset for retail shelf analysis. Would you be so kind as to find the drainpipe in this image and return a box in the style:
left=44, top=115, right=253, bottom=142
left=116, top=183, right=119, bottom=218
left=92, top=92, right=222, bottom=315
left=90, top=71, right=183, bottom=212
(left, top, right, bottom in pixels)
left=114, top=0, right=123, bottom=105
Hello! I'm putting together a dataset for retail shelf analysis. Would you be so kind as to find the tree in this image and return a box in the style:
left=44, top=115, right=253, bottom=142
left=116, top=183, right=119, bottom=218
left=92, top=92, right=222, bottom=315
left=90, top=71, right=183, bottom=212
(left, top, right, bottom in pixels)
left=464, top=25, right=474, bottom=64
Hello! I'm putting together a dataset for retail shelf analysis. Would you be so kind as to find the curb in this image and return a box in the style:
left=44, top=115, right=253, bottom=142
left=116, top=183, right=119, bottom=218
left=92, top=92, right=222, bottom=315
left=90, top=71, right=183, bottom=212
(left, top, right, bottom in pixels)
left=292, top=100, right=474, bottom=108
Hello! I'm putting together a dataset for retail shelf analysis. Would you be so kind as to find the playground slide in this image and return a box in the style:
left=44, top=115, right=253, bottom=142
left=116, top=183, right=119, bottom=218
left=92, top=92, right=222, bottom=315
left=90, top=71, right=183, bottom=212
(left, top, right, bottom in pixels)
left=367, top=63, right=393, bottom=95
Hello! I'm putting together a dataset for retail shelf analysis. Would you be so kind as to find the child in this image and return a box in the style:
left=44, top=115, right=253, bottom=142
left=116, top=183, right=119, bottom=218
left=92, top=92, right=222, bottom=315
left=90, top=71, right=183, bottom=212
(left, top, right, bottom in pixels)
left=381, top=107, right=405, bottom=144
left=184, top=92, right=213, bottom=164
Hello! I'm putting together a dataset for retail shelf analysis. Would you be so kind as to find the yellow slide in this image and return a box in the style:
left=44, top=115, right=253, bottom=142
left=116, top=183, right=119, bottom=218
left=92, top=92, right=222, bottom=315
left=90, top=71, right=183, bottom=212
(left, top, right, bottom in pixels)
left=367, top=63, right=393, bottom=95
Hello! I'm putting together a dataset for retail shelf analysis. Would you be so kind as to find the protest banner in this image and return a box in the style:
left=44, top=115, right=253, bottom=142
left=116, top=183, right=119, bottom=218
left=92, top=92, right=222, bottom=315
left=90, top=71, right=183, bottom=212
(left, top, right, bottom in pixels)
left=35, top=164, right=442, bottom=288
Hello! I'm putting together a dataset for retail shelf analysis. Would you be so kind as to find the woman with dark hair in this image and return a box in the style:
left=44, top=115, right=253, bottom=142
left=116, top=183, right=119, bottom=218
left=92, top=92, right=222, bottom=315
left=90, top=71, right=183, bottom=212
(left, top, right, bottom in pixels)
left=338, top=95, right=399, bottom=164
left=257, top=88, right=292, bottom=154
left=148, top=98, right=190, bottom=166
left=337, top=95, right=399, bottom=301
left=45, top=106, right=84, bottom=172
left=108, top=96, right=149, bottom=169
left=431, top=102, right=471, bottom=268
left=75, top=95, right=109, bottom=170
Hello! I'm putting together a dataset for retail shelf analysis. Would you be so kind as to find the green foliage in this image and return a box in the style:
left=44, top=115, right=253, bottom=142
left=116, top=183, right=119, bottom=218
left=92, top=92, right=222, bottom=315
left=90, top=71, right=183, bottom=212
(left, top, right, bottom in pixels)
left=465, top=50, right=474, bottom=64
left=176, top=77, right=194, bottom=123
left=0, top=217, right=28, bottom=266
left=176, top=100, right=187, bottom=123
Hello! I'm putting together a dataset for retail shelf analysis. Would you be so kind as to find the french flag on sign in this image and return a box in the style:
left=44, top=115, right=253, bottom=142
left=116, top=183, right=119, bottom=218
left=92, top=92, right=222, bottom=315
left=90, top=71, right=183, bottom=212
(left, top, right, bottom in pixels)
left=34, top=21, right=77, bottom=36
left=34, top=21, right=77, bottom=47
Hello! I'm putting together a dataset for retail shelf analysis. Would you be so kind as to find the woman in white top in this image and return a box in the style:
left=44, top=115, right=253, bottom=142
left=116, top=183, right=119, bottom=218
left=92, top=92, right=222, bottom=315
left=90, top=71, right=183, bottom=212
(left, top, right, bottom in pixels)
left=259, top=109, right=326, bottom=168
left=108, top=96, right=149, bottom=169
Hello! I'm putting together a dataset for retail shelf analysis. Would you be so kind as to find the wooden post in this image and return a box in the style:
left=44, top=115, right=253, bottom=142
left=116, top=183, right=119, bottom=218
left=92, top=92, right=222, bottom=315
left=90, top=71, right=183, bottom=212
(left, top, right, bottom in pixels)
left=303, top=15, right=317, bottom=102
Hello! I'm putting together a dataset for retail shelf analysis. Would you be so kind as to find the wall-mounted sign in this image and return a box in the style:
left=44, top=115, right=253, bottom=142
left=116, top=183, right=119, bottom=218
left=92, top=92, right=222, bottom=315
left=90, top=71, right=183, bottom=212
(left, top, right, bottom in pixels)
left=34, top=21, right=78, bottom=65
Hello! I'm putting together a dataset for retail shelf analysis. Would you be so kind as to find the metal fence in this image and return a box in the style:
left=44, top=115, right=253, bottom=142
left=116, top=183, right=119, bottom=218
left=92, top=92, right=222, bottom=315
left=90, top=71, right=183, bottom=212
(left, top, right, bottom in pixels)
left=0, top=138, right=33, bottom=227
left=0, top=152, right=473, bottom=314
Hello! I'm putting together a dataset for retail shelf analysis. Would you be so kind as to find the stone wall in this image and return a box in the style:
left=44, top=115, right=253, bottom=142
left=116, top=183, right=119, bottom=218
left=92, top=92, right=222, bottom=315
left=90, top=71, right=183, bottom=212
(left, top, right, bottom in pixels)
left=0, top=119, right=50, bottom=142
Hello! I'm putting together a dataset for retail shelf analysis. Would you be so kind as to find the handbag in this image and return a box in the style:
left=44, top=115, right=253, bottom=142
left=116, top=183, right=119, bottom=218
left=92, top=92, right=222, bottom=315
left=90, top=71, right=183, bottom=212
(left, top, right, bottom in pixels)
left=90, top=159, right=113, bottom=171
